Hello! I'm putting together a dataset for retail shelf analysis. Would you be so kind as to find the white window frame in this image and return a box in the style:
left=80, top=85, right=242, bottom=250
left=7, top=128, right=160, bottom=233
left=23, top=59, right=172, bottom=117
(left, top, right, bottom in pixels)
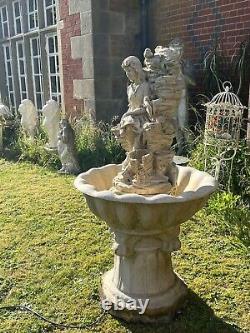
left=44, top=0, right=57, bottom=27
left=27, top=0, right=38, bottom=31
left=0, top=6, right=9, bottom=39
left=46, top=33, right=61, bottom=104
left=3, top=43, right=15, bottom=109
left=16, top=40, right=28, bottom=100
left=13, top=1, right=22, bottom=35
left=30, top=37, right=44, bottom=110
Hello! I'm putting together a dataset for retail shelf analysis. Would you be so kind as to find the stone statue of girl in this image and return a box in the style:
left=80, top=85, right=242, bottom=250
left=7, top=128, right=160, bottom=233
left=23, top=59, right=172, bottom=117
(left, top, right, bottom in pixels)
left=117, top=56, right=150, bottom=152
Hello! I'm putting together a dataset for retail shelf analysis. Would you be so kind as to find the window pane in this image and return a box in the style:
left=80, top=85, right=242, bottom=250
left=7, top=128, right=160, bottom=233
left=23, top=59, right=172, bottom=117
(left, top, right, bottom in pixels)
left=14, top=2, right=20, bottom=16
left=51, top=76, right=57, bottom=93
left=2, top=7, right=7, bottom=21
left=29, top=14, right=34, bottom=29
left=16, top=19, right=21, bottom=34
left=57, top=76, right=61, bottom=92
left=7, top=63, right=11, bottom=76
left=3, top=23, right=8, bottom=38
left=48, top=38, right=54, bottom=53
left=49, top=57, right=56, bottom=73
left=36, top=94, right=42, bottom=110
left=19, top=60, right=24, bottom=75
left=46, top=8, right=53, bottom=26
left=32, top=39, right=38, bottom=55
left=45, top=0, right=53, bottom=6
left=35, top=76, right=41, bottom=91
left=5, top=47, right=10, bottom=59
left=34, top=58, right=40, bottom=74
left=29, top=0, right=34, bottom=11
left=55, top=36, right=58, bottom=52
left=9, top=78, right=13, bottom=91
left=22, top=92, right=27, bottom=99
left=10, top=93, right=14, bottom=106
left=21, top=77, right=26, bottom=91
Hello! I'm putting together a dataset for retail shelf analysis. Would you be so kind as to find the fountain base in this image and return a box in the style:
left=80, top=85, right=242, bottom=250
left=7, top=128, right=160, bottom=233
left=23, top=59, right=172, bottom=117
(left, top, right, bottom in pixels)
left=100, top=270, right=187, bottom=323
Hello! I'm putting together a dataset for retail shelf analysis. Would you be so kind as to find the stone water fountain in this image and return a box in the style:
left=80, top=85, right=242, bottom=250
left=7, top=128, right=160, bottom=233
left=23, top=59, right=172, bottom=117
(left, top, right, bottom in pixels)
left=75, top=43, right=217, bottom=322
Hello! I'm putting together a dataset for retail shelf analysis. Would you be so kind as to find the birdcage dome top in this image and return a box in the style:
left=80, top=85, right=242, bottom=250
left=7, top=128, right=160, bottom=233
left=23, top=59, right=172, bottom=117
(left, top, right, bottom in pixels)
left=205, top=81, right=245, bottom=109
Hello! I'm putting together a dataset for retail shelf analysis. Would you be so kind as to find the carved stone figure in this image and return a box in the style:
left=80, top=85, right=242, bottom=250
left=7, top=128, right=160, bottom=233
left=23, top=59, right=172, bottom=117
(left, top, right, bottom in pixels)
left=112, top=43, right=184, bottom=195
left=42, top=100, right=61, bottom=150
left=57, top=119, right=80, bottom=175
left=0, top=103, right=13, bottom=122
left=19, top=99, right=38, bottom=139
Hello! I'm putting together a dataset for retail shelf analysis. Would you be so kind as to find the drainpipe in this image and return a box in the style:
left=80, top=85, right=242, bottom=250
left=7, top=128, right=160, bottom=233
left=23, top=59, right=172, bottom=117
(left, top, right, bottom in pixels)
left=140, top=0, right=149, bottom=53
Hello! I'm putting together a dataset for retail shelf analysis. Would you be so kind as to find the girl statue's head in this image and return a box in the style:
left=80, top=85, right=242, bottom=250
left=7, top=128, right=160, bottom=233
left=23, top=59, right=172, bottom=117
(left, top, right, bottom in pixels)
left=122, top=56, right=145, bottom=84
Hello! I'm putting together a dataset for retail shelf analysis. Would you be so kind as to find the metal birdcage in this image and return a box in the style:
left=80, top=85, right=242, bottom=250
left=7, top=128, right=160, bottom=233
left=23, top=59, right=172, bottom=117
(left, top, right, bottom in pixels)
left=203, top=81, right=246, bottom=186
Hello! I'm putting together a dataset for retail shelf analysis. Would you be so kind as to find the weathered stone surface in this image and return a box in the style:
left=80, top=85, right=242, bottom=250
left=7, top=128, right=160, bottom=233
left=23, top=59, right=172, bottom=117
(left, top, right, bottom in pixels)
left=74, top=79, right=95, bottom=99
left=71, top=36, right=85, bottom=60
left=80, top=12, right=92, bottom=35
left=0, top=103, right=12, bottom=120
left=95, top=99, right=123, bottom=122
left=93, top=34, right=110, bottom=56
left=95, top=80, right=112, bottom=99
left=71, top=34, right=94, bottom=60
left=58, top=119, right=80, bottom=175
left=93, top=57, right=111, bottom=77
left=19, top=99, right=38, bottom=139
left=69, top=0, right=91, bottom=15
left=93, top=11, right=125, bottom=34
left=73, top=80, right=85, bottom=99
left=82, top=58, right=94, bottom=79
left=42, top=100, right=61, bottom=150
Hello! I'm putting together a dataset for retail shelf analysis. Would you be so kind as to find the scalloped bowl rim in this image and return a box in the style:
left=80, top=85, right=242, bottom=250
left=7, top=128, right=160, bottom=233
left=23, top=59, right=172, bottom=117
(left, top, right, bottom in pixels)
left=74, top=164, right=218, bottom=204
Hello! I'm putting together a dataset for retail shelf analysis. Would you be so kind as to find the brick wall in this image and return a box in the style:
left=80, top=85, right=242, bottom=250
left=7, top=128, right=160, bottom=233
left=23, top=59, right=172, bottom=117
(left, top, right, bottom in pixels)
left=59, top=0, right=84, bottom=117
left=149, top=0, right=250, bottom=68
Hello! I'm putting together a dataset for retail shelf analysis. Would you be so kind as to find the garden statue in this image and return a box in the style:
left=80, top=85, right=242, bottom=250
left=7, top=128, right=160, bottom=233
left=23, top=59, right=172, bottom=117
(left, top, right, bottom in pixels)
left=19, top=99, right=38, bottom=139
left=57, top=119, right=80, bottom=175
left=112, top=41, right=184, bottom=195
left=0, top=103, right=13, bottom=122
left=42, top=99, right=61, bottom=151
left=75, top=43, right=217, bottom=323
left=0, top=102, right=13, bottom=153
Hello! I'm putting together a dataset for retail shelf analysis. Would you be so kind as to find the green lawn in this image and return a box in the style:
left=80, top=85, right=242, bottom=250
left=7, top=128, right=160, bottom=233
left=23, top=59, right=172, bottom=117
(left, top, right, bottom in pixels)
left=0, top=159, right=249, bottom=333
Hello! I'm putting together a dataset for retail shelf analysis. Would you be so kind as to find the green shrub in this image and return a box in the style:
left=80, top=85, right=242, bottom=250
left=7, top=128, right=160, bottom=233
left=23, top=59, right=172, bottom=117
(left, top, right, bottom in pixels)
left=15, top=127, right=60, bottom=169
left=205, top=192, right=250, bottom=246
left=74, top=115, right=125, bottom=172
left=189, top=137, right=250, bottom=199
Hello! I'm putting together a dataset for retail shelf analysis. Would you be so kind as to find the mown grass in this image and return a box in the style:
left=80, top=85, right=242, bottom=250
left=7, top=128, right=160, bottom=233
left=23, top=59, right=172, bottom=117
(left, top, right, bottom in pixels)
left=0, top=159, right=249, bottom=333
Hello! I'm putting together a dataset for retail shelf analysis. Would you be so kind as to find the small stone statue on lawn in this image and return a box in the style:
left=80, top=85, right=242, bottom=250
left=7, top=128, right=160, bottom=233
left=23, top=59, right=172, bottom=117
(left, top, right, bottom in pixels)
left=0, top=103, right=13, bottom=122
left=57, top=119, right=80, bottom=175
left=42, top=100, right=61, bottom=151
left=19, top=99, right=38, bottom=139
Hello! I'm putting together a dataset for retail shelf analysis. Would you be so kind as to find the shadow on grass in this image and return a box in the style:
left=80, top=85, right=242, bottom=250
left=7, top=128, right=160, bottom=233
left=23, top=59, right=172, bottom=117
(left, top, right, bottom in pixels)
left=117, top=290, right=242, bottom=333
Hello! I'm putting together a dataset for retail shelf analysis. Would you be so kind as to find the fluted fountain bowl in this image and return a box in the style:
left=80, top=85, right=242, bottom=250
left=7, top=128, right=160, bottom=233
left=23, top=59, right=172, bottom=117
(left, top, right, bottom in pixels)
left=74, top=164, right=217, bottom=323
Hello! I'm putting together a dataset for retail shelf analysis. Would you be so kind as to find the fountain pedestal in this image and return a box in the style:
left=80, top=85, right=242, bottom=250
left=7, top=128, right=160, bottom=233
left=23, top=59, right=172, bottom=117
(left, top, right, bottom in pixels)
left=101, top=227, right=187, bottom=322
